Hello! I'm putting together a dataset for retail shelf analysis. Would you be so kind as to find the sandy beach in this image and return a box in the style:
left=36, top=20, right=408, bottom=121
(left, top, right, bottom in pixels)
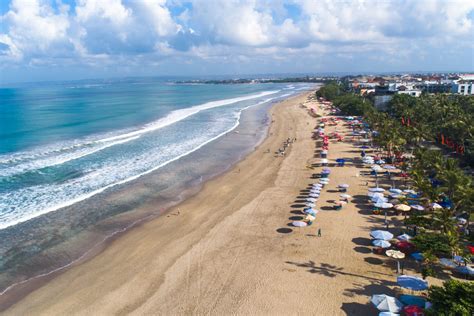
left=4, top=91, right=438, bottom=315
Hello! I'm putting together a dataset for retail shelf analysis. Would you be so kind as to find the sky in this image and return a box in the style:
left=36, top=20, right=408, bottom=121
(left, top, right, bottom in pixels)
left=0, top=0, right=473, bottom=83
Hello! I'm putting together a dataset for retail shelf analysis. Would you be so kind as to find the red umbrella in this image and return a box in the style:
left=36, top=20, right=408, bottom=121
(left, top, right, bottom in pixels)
left=468, top=245, right=474, bottom=254
left=403, top=305, right=424, bottom=316
left=396, top=241, right=416, bottom=254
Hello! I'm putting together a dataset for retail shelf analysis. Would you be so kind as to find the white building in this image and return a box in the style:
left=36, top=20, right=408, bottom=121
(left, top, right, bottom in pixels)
left=397, top=89, right=422, bottom=97
left=452, top=81, right=474, bottom=95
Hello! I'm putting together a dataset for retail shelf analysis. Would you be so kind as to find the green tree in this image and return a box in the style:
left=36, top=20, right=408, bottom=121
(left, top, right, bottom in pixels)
left=426, top=280, right=474, bottom=316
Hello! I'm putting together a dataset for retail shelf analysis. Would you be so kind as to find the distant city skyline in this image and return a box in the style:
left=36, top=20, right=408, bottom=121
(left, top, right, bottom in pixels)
left=1, top=0, right=473, bottom=83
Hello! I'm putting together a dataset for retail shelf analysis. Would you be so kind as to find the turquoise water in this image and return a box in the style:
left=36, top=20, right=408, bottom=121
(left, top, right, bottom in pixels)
left=0, top=79, right=311, bottom=230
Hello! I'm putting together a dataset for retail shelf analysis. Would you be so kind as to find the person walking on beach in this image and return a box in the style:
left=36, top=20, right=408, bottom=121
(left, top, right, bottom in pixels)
left=317, top=228, right=322, bottom=237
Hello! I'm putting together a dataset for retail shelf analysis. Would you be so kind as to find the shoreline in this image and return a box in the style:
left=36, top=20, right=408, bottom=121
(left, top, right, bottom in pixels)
left=0, top=89, right=316, bottom=311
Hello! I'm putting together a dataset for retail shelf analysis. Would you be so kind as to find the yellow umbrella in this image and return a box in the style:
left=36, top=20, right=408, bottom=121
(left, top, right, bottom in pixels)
left=305, top=214, right=316, bottom=221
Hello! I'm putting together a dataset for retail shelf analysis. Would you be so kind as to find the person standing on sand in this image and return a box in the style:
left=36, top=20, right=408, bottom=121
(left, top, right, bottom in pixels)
left=317, top=228, right=322, bottom=237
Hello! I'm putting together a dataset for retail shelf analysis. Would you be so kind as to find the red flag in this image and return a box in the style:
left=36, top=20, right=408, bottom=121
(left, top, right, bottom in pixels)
left=401, top=117, right=405, bottom=125
left=441, top=134, right=445, bottom=145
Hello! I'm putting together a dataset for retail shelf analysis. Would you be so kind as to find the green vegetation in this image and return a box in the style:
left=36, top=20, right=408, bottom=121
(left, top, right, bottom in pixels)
left=426, top=280, right=474, bottom=316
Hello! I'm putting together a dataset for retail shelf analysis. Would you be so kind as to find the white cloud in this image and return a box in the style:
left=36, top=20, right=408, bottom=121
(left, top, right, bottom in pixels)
left=0, top=0, right=473, bottom=76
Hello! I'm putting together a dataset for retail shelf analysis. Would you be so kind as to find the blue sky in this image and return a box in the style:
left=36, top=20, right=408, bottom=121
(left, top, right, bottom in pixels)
left=1, top=0, right=473, bottom=83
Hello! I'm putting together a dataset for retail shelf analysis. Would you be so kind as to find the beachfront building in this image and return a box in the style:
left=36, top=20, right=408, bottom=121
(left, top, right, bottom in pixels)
left=397, top=89, right=422, bottom=97
left=452, top=80, right=474, bottom=95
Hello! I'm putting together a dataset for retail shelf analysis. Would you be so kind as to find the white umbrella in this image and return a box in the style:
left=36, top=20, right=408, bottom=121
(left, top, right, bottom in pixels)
left=394, top=204, right=411, bottom=212
left=310, top=189, right=321, bottom=194
left=373, top=239, right=391, bottom=248
left=386, top=249, right=405, bottom=259
left=369, top=187, right=385, bottom=193
left=384, top=165, right=397, bottom=170
left=374, top=202, right=393, bottom=209
left=338, top=184, right=350, bottom=188
left=306, top=198, right=317, bottom=202
left=370, top=295, right=403, bottom=313
left=389, top=188, right=403, bottom=194
left=397, top=233, right=412, bottom=241
left=306, top=202, right=316, bottom=208
left=457, top=218, right=467, bottom=224
left=340, top=194, right=352, bottom=199
left=430, top=203, right=442, bottom=209
left=403, top=189, right=416, bottom=194
left=372, top=197, right=389, bottom=204
left=320, top=178, right=330, bottom=182
left=292, top=221, right=307, bottom=227
left=369, top=192, right=385, bottom=198
left=371, top=230, right=394, bottom=240
left=320, top=159, right=328, bottom=164
left=335, top=200, right=347, bottom=205
left=308, top=193, right=319, bottom=198
left=410, top=205, right=425, bottom=211
left=305, top=214, right=316, bottom=221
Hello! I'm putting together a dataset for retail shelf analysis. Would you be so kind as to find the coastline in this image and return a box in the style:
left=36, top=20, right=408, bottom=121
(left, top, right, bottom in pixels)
left=0, top=89, right=316, bottom=312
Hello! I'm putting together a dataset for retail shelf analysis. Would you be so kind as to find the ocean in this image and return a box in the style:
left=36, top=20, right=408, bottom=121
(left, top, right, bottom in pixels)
left=0, top=78, right=314, bottom=298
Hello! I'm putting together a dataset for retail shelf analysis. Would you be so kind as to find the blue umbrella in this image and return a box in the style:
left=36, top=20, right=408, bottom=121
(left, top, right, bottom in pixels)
left=397, top=275, right=428, bottom=291
left=410, top=252, right=424, bottom=261
left=369, top=187, right=386, bottom=193
left=373, top=239, right=391, bottom=248
left=455, top=266, right=474, bottom=276
left=370, top=230, right=394, bottom=240
left=399, top=295, right=426, bottom=308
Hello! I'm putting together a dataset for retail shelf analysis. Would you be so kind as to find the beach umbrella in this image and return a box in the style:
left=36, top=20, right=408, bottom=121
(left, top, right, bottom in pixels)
left=369, top=187, right=386, bottom=193
left=310, top=189, right=321, bottom=194
left=410, top=205, right=425, bottom=211
left=386, top=250, right=405, bottom=259
left=457, top=217, right=467, bottom=224
left=430, top=203, right=442, bottom=209
left=360, top=139, right=370, bottom=143
left=389, top=188, right=403, bottom=194
left=320, top=159, right=328, bottom=164
left=372, top=165, right=383, bottom=171
left=396, top=241, right=415, bottom=253
left=403, top=305, right=424, bottom=316
left=372, top=198, right=389, bottom=204
left=454, top=266, right=474, bottom=276
left=404, top=189, right=417, bottom=194
left=397, top=234, right=412, bottom=241
left=340, top=194, right=352, bottom=199
left=394, top=204, right=411, bottom=212
left=371, top=230, right=394, bottom=240
left=410, top=252, right=423, bottom=261
left=389, top=194, right=403, bottom=199
left=453, top=255, right=465, bottom=264
left=322, top=167, right=331, bottom=173
left=306, top=198, right=317, bottom=202
left=292, top=221, right=308, bottom=227
left=384, top=165, right=397, bottom=170
left=467, top=246, right=474, bottom=254
left=304, top=208, right=319, bottom=215
left=370, top=294, right=403, bottom=313
left=373, top=239, right=391, bottom=248
left=308, top=193, right=319, bottom=198
left=306, top=202, right=316, bottom=208
left=439, top=258, right=457, bottom=268
left=335, top=200, right=347, bottom=205
left=321, top=150, right=328, bottom=154
left=386, top=249, right=405, bottom=274
left=374, top=202, right=393, bottom=209
left=305, top=214, right=316, bottom=221
left=370, top=192, right=385, bottom=198
left=378, top=313, right=399, bottom=316
left=313, top=183, right=323, bottom=188
left=399, top=295, right=426, bottom=308
left=338, top=184, right=349, bottom=188
left=397, top=275, right=428, bottom=291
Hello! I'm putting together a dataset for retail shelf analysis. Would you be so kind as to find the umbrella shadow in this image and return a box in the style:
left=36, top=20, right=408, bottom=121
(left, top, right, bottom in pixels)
left=341, top=302, right=373, bottom=316
left=290, top=210, right=303, bottom=215
left=276, top=228, right=293, bottom=234
left=352, top=237, right=372, bottom=246
left=354, top=246, right=372, bottom=254
left=291, top=204, right=306, bottom=208
left=289, top=216, right=304, bottom=221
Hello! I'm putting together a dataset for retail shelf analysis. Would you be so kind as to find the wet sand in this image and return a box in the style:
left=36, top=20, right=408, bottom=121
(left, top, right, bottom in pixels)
left=4, top=92, right=439, bottom=315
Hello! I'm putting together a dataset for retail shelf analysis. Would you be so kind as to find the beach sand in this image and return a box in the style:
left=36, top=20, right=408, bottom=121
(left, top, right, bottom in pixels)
left=4, top=92, right=438, bottom=315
